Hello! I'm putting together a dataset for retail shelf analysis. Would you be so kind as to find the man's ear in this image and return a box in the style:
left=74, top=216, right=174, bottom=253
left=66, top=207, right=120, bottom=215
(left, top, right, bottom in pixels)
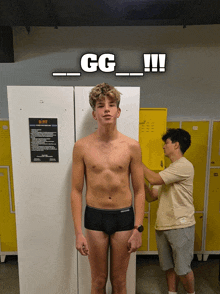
left=117, top=107, right=121, bottom=118
left=174, top=141, right=180, bottom=149
left=92, top=110, right=97, bottom=120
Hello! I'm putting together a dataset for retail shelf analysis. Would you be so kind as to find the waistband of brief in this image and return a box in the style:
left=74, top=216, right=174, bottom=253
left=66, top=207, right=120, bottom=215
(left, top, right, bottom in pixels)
left=86, top=205, right=133, bottom=214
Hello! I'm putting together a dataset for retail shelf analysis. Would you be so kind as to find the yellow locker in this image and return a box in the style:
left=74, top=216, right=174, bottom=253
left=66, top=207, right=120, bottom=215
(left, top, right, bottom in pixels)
left=0, top=168, right=17, bottom=251
left=182, top=121, right=209, bottom=212
left=139, top=108, right=167, bottom=171
left=0, top=121, right=17, bottom=252
left=138, top=213, right=148, bottom=251
left=210, top=121, right=220, bottom=166
left=0, top=121, right=15, bottom=212
left=194, top=213, right=203, bottom=252
left=149, top=200, right=158, bottom=251
left=206, top=169, right=220, bottom=251
left=139, top=109, right=167, bottom=252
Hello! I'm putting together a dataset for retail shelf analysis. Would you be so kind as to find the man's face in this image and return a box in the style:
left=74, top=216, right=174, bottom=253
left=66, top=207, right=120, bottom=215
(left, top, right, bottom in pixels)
left=92, top=96, right=121, bottom=124
left=163, top=138, right=176, bottom=157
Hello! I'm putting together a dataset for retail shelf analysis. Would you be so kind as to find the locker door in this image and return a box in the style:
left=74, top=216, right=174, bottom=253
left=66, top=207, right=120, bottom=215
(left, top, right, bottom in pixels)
left=149, top=200, right=159, bottom=251
left=181, top=121, right=209, bottom=212
left=194, top=213, right=203, bottom=252
left=0, top=121, right=15, bottom=212
left=206, top=169, right=220, bottom=251
left=7, top=86, right=77, bottom=294
left=210, top=121, right=220, bottom=166
left=139, top=108, right=167, bottom=171
left=0, top=167, right=17, bottom=251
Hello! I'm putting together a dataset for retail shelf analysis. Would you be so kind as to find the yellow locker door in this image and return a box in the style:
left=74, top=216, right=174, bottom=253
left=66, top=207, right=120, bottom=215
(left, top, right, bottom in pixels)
left=149, top=200, right=159, bottom=251
left=0, top=121, right=15, bottom=212
left=181, top=121, right=209, bottom=212
left=210, top=121, right=220, bottom=166
left=138, top=213, right=148, bottom=251
left=139, top=109, right=166, bottom=252
left=194, top=213, right=203, bottom=252
left=139, top=108, right=167, bottom=171
left=0, top=167, right=17, bottom=251
left=206, top=169, right=220, bottom=251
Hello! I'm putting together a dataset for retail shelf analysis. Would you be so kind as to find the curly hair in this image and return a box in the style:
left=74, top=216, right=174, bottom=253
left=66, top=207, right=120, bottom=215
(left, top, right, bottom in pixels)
left=162, top=128, right=191, bottom=154
left=89, top=83, right=121, bottom=110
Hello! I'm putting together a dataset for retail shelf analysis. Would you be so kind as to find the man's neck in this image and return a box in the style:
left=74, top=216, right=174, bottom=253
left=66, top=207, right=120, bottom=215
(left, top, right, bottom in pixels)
left=169, top=153, right=183, bottom=163
left=96, top=125, right=119, bottom=142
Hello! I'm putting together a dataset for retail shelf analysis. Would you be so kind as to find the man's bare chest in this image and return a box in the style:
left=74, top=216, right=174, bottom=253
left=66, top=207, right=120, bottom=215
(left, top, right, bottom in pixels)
left=84, top=143, right=131, bottom=173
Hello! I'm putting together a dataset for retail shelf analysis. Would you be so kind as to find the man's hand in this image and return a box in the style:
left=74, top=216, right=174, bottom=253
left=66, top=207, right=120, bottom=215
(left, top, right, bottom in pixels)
left=76, top=233, right=89, bottom=256
left=127, top=229, right=142, bottom=254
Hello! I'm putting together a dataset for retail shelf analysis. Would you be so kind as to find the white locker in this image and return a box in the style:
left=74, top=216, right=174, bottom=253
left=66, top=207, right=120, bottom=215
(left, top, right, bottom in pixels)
left=7, top=86, right=77, bottom=294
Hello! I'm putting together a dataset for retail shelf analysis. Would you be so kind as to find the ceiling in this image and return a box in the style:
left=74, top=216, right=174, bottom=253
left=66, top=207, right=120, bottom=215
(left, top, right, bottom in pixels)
left=1, top=0, right=220, bottom=27
left=1, top=0, right=220, bottom=62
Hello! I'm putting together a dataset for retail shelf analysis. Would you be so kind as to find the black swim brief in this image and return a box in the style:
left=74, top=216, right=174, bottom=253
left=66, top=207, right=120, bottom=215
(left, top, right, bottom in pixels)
left=84, top=205, right=134, bottom=235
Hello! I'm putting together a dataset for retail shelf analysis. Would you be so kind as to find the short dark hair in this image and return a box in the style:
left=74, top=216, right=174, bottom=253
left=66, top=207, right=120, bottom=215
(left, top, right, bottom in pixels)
left=162, top=128, right=191, bottom=154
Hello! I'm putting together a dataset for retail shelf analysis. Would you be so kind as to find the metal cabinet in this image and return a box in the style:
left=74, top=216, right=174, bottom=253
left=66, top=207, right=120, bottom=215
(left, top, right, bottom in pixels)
left=138, top=108, right=167, bottom=254
left=0, top=120, right=17, bottom=262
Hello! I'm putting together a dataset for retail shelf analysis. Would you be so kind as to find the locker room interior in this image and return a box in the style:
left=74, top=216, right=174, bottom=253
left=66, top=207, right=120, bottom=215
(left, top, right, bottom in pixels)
left=0, top=25, right=220, bottom=294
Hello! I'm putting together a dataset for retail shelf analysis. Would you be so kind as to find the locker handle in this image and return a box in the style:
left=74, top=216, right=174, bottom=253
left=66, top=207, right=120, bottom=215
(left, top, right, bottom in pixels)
left=160, top=160, right=163, bottom=168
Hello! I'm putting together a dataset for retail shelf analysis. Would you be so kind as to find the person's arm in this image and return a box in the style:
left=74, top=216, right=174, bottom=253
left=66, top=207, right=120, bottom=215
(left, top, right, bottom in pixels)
left=144, top=181, right=158, bottom=202
left=71, top=140, right=89, bottom=256
left=143, top=163, right=165, bottom=185
left=128, top=141, right=145, bottom=253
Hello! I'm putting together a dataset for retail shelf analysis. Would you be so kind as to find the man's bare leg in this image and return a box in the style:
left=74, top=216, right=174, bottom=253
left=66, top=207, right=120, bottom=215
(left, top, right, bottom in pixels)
left=110, top=230, right=133, bottom=294
left=179, top=270, right=195, bottom=293
left=86, top=230, right=109, bottom=294
left=166, top=268, right=179, bottom=292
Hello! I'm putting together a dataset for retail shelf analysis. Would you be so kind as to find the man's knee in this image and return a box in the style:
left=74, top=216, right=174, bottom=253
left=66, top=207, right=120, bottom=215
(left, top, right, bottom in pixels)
left=110, top=275, right=126, bottom=291
left=92, top=273, right=108, bottom=290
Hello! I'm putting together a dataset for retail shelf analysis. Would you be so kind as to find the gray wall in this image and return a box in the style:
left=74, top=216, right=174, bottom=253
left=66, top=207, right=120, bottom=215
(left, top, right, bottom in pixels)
left=1, top=25, right=220, bottom=119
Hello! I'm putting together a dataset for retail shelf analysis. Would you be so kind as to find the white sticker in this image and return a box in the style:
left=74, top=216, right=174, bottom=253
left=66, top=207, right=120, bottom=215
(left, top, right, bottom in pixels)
left=2, top=125, right=8, bottom=130
left=192, top=126, right=198, bottom=131
left=180, top=217, right=186, bottom=223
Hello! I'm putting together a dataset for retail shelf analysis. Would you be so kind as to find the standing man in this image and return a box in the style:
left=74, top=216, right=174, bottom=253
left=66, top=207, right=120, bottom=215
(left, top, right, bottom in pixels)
left=143, top=128, right=196, bottom=294
left=71, top=83, right=145, bottom=294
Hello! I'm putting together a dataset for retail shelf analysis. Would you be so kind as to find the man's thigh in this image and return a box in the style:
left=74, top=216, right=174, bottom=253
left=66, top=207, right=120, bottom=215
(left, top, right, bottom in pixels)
left=86, top=229, right=110, bottom=279
left=110, top=230, right=133, bottom=279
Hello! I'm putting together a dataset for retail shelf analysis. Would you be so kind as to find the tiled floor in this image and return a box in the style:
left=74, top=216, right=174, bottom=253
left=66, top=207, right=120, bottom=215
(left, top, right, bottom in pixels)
left=136, top=255, right=220, bottom=294
left=0, top=255, right=220, bottom=293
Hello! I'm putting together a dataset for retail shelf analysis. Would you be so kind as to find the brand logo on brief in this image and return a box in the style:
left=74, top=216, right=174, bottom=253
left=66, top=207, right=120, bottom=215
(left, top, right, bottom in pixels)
left=120, top=209, right=130, bottom=213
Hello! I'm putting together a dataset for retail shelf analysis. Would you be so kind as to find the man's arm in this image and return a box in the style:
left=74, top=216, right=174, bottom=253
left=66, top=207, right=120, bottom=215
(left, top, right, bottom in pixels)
left=130, top=142, right=145, bottom=227
left=71, top=140, right=89, bottom=256
left=143, top=163, right=165, bottom=185
left=128, top=141, right=145, bottom=253
left=144, top=181, right=158, bottom=202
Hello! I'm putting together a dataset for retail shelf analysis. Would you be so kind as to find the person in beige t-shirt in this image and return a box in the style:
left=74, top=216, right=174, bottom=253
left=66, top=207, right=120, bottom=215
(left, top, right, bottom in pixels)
left=143, top=128, right=196, bottom=294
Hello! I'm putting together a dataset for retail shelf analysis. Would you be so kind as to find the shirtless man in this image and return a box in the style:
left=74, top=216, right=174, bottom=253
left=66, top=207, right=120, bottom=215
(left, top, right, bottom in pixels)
left=71, top=83, right=145, bottom=294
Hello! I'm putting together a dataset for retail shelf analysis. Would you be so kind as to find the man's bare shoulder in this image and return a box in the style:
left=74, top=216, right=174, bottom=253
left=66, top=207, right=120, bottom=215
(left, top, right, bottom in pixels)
left=119, top=133, right=140, bottom=149
left=73, top=134, right=96, bottom=159
left=74, top=133, right=95, bottom=148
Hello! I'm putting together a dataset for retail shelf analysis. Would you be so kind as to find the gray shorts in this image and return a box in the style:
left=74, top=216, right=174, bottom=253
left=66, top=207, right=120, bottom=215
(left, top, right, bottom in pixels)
left=156, top=225, right=195, bottom=276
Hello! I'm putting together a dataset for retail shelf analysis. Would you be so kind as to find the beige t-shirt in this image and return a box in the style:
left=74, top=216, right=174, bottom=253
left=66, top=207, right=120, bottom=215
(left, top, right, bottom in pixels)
left=154, top=157, right=195, bottom=230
